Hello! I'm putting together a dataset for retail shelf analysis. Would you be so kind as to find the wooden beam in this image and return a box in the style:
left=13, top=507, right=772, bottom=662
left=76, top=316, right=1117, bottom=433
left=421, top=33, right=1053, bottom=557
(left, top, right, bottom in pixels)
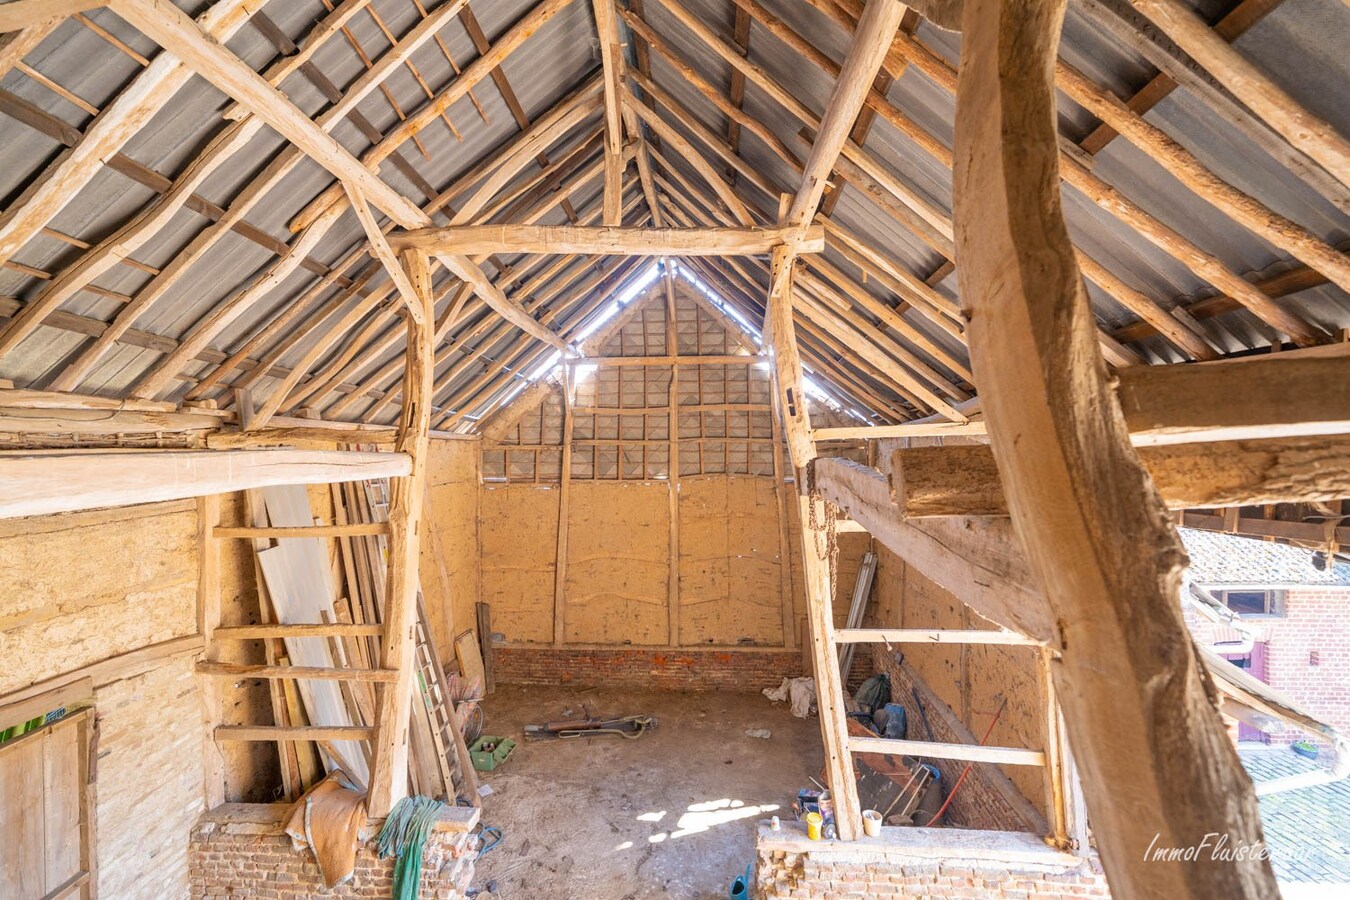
left=196, top=662, right=399, bottom=682
left=816, top=348, right=1350, bottom=445
left=0, top=1, right=257, bottom=269
left=212, top=522, right=390, bottom=539
left=390, top=224, right=824, bottom=256
left=111, top=0, right=570, bottom=363
left=214, top=726, right=376, bottom=742
left=0, top=1, right=103, bottom=32
left=834, top=628, right=1042, bottom=645
left=952, top=1, right=1274, bottom=896
left=0, top=449, right=410, bottom=519
left=893, top=437, right=1350, bottom=516
left=593, top=0, right=626, bottom=225
left=367, top=248, right=435, bottom=817
left=341, top=182, right=427, bottom=328
left=849, top=736, right=1047, bottom=767
left=814, top=457, right=1058, bottom=645
left=213, top=624, right=384, bottom=640
left=1127, top=0, right=1350, bottom=188
left=567, top=353, right=762, bottom=366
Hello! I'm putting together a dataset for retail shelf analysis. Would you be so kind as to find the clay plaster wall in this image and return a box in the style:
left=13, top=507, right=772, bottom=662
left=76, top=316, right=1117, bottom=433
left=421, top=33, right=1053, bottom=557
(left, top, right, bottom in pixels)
left=0, top=498, right=274, bottom=898
left=422, top=437, right=483, bottom=655
left=470, top=473, right=876, bottom=650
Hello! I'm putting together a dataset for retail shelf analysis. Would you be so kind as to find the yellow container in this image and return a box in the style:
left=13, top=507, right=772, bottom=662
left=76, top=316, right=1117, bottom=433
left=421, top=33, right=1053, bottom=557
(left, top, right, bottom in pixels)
left=805, top=811, right=823, bottom=841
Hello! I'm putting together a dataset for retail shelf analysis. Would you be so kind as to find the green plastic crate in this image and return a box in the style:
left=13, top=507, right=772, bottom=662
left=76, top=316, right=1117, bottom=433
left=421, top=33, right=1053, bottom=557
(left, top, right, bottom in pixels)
left=469, top=735, right=516, bottom=771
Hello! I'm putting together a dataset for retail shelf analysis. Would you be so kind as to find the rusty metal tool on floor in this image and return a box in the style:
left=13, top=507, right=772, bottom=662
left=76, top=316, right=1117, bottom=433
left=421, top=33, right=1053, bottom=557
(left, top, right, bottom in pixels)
left=524, top=713, right=657, bottom=741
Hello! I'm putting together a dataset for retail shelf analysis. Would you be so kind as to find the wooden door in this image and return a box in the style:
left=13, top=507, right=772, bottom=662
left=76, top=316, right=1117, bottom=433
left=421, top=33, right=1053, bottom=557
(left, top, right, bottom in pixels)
left=0, top=711, right=94, bottom=899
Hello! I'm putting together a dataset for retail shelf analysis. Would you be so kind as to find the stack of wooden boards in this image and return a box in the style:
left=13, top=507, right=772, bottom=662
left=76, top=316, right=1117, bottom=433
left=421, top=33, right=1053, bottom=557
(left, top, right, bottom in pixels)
left=240, top=478, right=480, bottom=806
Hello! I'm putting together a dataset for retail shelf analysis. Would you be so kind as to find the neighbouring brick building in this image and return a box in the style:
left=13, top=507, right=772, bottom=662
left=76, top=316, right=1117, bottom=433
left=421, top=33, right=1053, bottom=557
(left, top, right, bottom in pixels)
left=1180, top=528, right=1350, bottom=746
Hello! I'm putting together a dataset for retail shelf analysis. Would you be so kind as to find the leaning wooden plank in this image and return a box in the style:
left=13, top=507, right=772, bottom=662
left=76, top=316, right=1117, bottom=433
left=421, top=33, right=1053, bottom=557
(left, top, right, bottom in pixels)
left=213, top=624, right=384, bottom=640
left=214, top=726, right=376, bottom=742
left=0, top=449, right=410, bottom=519
left=893, top=437, right=1350, bottom=517
left=196, top=662, right=398, bottom=682
left=213, top=523, right=390, bottom=539
left=952, top=0, right=1275, bottom=896
left=849, top=737, right=1047, bottom=767
left=390, top=224, right=826, bottom=256
left=0, top=0, right=256, bottom=268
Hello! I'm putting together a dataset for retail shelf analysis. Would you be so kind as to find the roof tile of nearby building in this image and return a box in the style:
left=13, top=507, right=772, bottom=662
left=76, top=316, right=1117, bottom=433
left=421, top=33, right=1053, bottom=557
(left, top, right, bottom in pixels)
left=1180, top=528, right=1350, bottom=588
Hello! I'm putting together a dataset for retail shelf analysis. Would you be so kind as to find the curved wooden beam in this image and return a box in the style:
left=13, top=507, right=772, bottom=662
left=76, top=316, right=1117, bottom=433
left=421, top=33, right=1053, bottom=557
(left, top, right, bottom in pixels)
left=953, top=0, right=1278, bottom=896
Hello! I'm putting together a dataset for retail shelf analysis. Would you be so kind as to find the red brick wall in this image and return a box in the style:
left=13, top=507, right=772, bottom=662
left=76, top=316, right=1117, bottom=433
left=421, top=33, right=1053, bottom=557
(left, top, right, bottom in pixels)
left=1186, top=588, right=1350, bottom=745
left=494, top=646, right=803, bottom=690
left=188, top=809, right=475, bottom=899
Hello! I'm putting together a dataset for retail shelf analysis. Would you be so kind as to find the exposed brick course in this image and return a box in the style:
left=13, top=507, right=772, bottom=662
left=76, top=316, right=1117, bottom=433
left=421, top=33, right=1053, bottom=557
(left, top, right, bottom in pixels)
left=494, top=646, right=803, bottom=690
left=188, top=814, right=475, bottom=899
left=755, top=825, right=1109, bottom=899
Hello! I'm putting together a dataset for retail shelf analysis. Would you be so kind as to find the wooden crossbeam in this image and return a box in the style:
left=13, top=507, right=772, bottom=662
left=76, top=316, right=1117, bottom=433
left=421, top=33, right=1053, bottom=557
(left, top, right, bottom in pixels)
left=390, top=224, right=824, bottom=256
left=815, top=348, right=1350, bottom=445
left=566, top=353, right=762, bottom=366
left=849, top=736, right=1047, bottom=767
left=0, top=449, right=410, bottom=519
left=892, top=437, right=1350, bottom=517
left=833, top=628, right=1042, bottom=645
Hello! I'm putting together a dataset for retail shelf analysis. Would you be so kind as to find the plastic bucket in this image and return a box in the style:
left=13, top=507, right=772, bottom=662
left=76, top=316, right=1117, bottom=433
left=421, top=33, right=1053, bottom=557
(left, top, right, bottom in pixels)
left=805, top=811, right=823, bottom=840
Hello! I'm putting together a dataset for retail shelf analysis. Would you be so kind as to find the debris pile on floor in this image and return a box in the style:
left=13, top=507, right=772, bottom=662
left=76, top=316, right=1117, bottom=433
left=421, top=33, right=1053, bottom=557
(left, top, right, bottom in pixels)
left=762, top=676, right=816, bottom=718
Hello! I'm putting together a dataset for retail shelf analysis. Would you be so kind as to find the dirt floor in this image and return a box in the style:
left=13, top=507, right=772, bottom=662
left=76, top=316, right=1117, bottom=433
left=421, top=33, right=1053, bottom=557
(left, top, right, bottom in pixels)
left=465, top=683, right=824, bottom=899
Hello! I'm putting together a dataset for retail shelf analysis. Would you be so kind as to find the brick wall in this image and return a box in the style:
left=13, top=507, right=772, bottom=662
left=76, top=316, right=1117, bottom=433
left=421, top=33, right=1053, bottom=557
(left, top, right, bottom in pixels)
left=188, top=805, right=476, bottom=899
left=756, top=823, right=1108, bottom=899
left=1186, top=588, right=1350, bottom=745
left=869, top=647, right=1046, bottom=833
left=494, top=646, right=803, bottom=690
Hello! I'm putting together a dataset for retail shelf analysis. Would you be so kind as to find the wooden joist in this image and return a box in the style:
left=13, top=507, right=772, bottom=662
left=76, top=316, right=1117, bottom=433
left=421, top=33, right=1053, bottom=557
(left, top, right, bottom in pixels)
left=849, top=736, right=1047, bottom=767
left=390, top=224, right=825, bottom=256
left=0, top=449, right=410, bottom=519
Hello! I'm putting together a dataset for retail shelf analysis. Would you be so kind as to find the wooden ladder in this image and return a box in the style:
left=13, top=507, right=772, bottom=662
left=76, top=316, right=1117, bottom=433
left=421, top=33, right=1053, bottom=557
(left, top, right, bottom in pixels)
left=413, top=594, right=482, bottom=806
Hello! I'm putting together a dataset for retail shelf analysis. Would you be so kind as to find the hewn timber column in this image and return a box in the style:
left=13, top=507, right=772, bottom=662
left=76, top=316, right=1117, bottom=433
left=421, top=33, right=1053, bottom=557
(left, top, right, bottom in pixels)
left=664, top=265, right=681, bottom=646
left=197, top=493, right=226, bottom=810
left=953, top=0, right=1277, bottom=897
left=553, top=364, right=575, bottom=647
left=367, top=248, right=435, bottom=818
left=762, top=0, right=905, bottom=842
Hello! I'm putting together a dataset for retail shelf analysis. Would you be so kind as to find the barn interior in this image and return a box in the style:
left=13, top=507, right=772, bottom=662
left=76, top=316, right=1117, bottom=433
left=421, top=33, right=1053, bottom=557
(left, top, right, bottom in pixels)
left=0, top=0, right=1347, bottom=898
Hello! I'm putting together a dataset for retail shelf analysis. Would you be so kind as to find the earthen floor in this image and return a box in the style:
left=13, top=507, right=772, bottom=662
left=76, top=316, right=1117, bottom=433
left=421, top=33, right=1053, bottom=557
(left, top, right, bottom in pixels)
left=467, top=683, right=824, bottom=899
